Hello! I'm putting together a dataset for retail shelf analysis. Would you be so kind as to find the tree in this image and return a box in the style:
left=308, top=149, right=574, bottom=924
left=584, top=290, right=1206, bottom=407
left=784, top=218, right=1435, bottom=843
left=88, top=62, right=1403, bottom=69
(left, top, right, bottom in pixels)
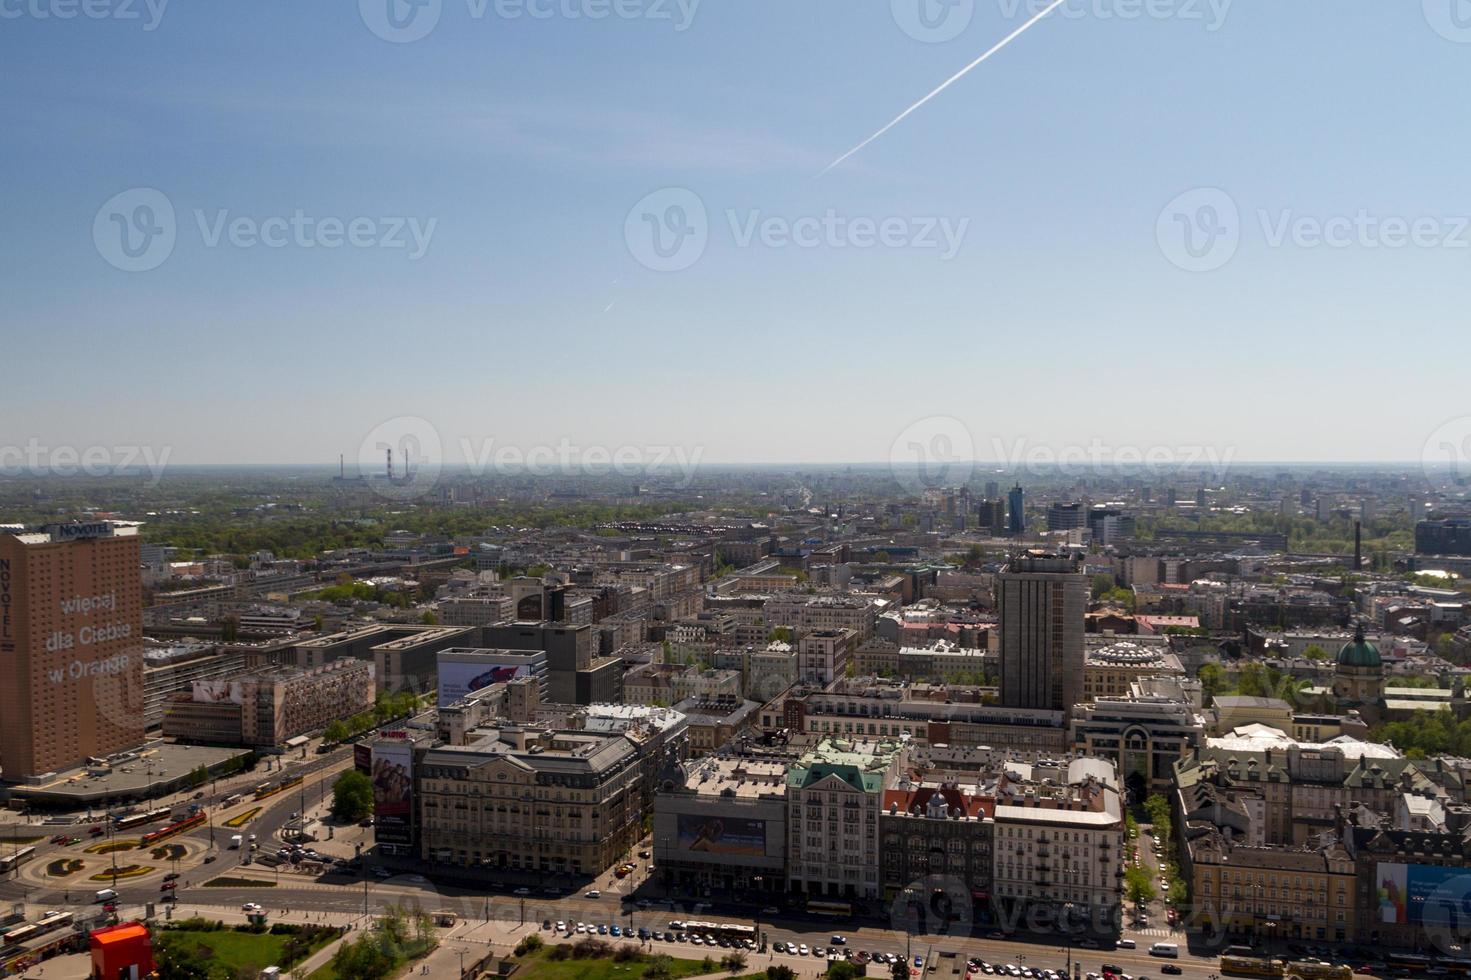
left=643, top=955, right=674, bottom=980
left=331, top=769, right=374, bottom=822
left=1198, top=662, right=1227, bottom=702
left=1144, top=794, right=1171, bottom=829
left=1124, top=864, right=1158, bottom=907
left=155, top=941, right=214, bottom=980
left=721, top=951, right=748, bottom=973
left=328, top=933, right=395, bottom=980
left=324, top=720, right=349, bottom=745
left=1303, top=644, right=1330, bottom=661
left=827, top=962, right=861, bottom=980
left=891, top=958, right=910, bottom=980
left=1236, top=662, right=1267, bottom=698
left=768, top=967, right=797, bottom=980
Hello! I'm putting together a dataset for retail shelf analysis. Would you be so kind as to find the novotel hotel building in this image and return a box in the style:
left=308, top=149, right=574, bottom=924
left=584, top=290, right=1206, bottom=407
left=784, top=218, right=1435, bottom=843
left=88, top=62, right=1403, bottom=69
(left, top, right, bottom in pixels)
left=0, top=522, right=144, bottom=780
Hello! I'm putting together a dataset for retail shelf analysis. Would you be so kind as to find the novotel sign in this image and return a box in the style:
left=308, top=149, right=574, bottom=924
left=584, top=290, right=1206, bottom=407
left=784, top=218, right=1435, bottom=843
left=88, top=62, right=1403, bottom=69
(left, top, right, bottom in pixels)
left=44, top=522, right=115, bottom=541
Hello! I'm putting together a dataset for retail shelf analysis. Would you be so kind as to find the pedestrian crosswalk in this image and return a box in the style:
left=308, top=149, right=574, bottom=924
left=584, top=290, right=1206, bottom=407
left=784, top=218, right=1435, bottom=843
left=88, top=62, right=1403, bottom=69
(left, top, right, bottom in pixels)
left=1127, top=927, right=1178, bottom=939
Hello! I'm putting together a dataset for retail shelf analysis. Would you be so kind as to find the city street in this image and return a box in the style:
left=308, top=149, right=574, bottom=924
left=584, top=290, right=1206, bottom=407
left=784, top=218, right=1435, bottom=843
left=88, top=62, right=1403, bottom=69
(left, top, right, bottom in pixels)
left=4, top=749, right=1225, bottom=979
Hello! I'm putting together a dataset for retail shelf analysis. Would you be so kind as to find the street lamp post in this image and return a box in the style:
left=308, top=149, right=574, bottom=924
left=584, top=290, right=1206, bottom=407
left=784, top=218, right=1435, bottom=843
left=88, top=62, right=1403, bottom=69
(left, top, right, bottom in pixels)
left=108, top=812, right=119, bottom=884
left=752, top=875, right=763, bottom=950
left=1062, top=901, right=1075, bottom=977
left=902, top=887, right=916, bottom=962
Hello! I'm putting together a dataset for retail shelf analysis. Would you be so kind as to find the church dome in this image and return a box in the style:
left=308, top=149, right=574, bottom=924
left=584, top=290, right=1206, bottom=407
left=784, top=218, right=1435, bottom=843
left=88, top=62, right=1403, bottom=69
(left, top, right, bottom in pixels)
left=1337, top=626, right=1381, bottom=669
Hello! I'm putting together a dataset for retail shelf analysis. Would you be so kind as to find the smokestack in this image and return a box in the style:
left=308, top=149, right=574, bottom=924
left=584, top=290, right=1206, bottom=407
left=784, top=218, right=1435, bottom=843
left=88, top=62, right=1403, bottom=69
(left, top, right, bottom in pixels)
left=1354, top=520, right=1362, bottom=571
left=339, top=454, right=345, bottom=479
left=386, top=447, right=394, bottom=480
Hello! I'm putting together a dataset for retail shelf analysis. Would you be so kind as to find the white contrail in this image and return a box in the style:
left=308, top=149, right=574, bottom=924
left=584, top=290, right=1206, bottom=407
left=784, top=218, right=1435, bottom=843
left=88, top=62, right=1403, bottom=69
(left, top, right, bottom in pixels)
left=818, top=0, right=1070, bottom=177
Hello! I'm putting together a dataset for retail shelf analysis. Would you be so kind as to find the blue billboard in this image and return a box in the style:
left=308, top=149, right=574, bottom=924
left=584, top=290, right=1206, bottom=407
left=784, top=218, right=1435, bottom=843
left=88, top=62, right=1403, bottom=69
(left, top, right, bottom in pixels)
left=1378, top=863, right=1471, bottom=925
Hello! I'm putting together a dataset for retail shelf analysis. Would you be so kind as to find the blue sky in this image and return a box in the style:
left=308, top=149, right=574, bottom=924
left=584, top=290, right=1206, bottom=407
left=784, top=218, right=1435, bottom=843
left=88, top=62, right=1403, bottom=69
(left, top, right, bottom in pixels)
left=3, top=0, right=1469, bottom=468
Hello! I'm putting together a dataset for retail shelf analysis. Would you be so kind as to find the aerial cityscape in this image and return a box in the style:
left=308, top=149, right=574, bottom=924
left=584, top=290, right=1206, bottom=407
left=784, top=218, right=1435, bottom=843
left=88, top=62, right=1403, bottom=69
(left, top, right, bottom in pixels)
left=5, top=3, right=1471, bottom=980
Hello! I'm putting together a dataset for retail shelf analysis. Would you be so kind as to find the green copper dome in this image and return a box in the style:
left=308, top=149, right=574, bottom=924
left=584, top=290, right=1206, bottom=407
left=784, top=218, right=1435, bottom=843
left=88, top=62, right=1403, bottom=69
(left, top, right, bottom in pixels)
left=1337, top=626, right=1381, bottom=668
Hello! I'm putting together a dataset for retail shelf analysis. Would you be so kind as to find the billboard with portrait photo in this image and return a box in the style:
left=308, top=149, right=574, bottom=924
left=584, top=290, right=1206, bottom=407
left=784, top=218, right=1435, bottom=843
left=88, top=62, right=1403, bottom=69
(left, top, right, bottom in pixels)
left=372, top=740, right=414, bottom=845
left=676, top=814, right=766, bottom=857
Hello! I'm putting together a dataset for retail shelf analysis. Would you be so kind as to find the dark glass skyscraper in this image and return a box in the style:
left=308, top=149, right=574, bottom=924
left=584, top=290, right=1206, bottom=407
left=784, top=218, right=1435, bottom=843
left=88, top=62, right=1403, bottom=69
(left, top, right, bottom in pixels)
left=1007, top=484, right=1026, bottom=535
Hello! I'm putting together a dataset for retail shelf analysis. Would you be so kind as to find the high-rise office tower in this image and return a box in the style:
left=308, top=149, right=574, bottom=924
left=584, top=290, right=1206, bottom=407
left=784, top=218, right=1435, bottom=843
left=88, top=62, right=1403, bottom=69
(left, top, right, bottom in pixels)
left=998, top=552, right=1085, bottom=712
left=0, top=522, right=144, bottom=779
left=1007, top=485, right=1026, bottom=535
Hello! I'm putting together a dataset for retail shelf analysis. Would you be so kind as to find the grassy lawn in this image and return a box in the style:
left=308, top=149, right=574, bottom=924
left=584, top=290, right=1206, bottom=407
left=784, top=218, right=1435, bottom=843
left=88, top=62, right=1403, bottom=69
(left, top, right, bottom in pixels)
left=158, top=929, right=330, bottom=973
left=162, top=929, right=293, bottom=966
left=513, top=946, right=737, bottom=980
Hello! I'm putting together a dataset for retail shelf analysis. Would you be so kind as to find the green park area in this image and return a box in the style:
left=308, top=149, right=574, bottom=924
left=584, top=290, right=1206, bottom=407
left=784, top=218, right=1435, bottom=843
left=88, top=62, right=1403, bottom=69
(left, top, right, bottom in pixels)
left=306, top=903, right=437, bottom=980
left=155, top=920, right=339, bottom=979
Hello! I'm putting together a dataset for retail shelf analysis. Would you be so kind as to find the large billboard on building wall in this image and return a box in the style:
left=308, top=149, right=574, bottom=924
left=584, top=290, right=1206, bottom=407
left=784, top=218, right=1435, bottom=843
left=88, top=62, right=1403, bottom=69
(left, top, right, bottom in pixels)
left=372, top=740, right=414, bottom=845
left=437, top=661, right=531, bottom=707
left=1376, top=863, right=1470, bottom=925
left=192, top=679, right=243, bottom=704
left=676, top=814, right=766, bottom=856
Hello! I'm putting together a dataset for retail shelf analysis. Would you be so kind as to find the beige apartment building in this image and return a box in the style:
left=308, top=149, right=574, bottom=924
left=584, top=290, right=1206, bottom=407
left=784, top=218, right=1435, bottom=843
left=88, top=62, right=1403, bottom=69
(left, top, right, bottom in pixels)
left=417, top=727, right=645, bottom=875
